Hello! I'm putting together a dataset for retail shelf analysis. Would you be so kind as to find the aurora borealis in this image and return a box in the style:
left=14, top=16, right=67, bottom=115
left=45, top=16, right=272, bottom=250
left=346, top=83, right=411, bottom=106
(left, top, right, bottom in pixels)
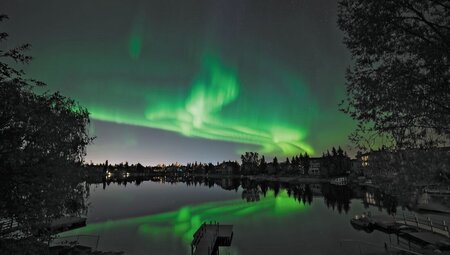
left=91, top=52, right=314, bottom=156
left=2, top=0, right=354, bottom=164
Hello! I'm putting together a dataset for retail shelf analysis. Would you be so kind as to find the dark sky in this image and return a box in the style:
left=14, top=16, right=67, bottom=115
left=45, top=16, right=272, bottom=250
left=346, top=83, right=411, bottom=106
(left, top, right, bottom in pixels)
left=1, top=0, right=354, bottom=165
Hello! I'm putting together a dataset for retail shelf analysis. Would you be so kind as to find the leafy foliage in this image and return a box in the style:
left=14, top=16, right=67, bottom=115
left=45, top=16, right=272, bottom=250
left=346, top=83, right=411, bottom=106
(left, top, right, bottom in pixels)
left=0, top=15, right=92, bottom=253
left=241, top=152, right=260, bottom=174
left=321, top=147, right=351, bottom=177
left=338, top=0, right=450, bottom=150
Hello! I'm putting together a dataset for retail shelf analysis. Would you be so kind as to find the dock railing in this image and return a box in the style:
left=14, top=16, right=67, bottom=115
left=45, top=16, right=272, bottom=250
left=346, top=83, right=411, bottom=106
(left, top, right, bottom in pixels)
left=192, top=222, right=207, bottom=247
left=191, top=221, right=223, bottom=255
left=424, top=186, right=450, bottom=196
left=0, top=218, right=19, bottom=236
left=393, top=212, right=450, bottom=238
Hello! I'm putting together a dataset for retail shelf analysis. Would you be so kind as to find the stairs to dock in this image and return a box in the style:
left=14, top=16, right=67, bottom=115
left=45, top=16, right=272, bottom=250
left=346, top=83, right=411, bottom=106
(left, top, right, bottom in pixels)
left=191, top=222, right=233, bottom=255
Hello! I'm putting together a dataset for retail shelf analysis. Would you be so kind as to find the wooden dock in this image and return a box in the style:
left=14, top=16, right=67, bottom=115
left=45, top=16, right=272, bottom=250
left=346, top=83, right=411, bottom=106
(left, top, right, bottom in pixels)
left=191, top=222, right=233, bottom=255
left=0, top=216, right=86, bottom=237
left=424, top=187, right=450, bottom=196
left=0, top=218, right=19, bottom=236
left=393, top=212, right=450, bottom=238
left=400, top=231, right=450, bottom=246
left=48, top=216, right=87, bottom=233
left=359, top=212, right=450, bottom=238
left=354, top=212, right=450, bottom=249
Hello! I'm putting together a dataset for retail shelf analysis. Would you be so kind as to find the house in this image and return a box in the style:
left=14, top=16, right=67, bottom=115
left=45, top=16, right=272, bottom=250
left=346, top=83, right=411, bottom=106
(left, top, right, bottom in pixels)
left=350, top=159, right=361, bottom=175
left=353, top=149, right=395, bottom=178
left=356, top=146, right=450, bottom=178
left=216, top=161, right=239, bottom=175
left=216, top=163, right=233, bottom=175
left=266, top=162, right=277, bottom=175
left=309, top=157, right=322, bottom=176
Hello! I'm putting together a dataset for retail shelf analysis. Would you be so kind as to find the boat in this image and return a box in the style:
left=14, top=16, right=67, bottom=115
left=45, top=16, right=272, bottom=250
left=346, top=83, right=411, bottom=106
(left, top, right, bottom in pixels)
left=350, top=214, right=373, bottom=233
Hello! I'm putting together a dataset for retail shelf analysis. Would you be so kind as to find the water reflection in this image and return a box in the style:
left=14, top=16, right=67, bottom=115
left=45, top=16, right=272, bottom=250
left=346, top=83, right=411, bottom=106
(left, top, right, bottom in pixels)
left=64, top=177, right=406, bottom=254
left=100, top=175, right=399, bottom=215
left=362, top=189, right=398, bottom=215
left=63, top=188, right=309, bottom=244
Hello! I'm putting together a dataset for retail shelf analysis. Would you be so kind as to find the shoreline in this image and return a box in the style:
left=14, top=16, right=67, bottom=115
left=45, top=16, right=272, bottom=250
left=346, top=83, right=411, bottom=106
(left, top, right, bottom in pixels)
left=184, top=173, right=330, bottom=184
left=85, top=171, right=332, bottom=185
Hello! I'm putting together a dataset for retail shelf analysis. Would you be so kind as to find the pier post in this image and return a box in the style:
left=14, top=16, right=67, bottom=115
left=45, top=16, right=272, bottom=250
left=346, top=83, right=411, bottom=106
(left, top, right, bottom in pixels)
left=95, top=236, right=100, bottom=251
left=414, top=214, right=419, bottom=227
left=444, top=220, right=450, bottom=238
left=427, top=217, right=433, bottom=232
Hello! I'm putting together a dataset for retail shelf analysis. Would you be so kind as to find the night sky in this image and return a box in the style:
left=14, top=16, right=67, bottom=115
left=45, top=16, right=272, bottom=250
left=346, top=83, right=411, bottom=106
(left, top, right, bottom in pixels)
left=2, top=0, right=354, bottom=165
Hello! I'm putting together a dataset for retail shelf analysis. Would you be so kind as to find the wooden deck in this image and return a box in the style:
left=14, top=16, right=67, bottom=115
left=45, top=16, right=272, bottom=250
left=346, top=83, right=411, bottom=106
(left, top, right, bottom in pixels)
left=393, top=212, right=450, bottom=238
left=400, top=231, right=450, bottom=246
left=0, top=218, right=19, bottom=236
left=356, top=212, right=450, bottom=248
left=49, top=216, right=86, bottom=233
left=361, top=212, right=450, bottom=238
left=191, top=222, right=233, bottom=255
left=0, top=216, right=86, bottom=238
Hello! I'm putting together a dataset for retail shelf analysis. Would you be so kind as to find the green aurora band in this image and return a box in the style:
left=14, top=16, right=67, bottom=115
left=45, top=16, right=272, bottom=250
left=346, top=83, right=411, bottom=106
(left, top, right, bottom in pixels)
left=61, top=190, right=308, bottom=244
left=81, top=12, right=316, bottom=156
left=5, top=0, right=357, bottom=163
left=89, top=52, right=315, bottom=156
left=128, top=9, right=145, bottom=60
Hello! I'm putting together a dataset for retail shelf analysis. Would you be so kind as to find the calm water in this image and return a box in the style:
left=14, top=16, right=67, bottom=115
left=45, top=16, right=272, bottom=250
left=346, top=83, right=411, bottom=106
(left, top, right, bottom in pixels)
left=61, top=178, right=407, bottom=255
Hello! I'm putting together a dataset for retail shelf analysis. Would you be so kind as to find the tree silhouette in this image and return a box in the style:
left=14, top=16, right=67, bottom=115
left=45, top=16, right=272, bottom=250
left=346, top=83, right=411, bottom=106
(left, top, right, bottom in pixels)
left=338, top=0, right=450, bottom=150
left=241, top=152, right=259, bottom=175
left=332, top=147, right=337, bottom=157
left=270, top=156, right=278, bottom=175
left=299, top=153, right=310, bottom=175
left=259, top=155, right=267, bottom=174
left=0, top=15, right=92, bottom=253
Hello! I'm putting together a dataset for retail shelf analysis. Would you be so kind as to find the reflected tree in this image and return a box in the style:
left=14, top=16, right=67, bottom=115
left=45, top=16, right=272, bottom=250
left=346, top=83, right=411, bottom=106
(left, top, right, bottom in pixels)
left=322, top=184, right=352, bottom=214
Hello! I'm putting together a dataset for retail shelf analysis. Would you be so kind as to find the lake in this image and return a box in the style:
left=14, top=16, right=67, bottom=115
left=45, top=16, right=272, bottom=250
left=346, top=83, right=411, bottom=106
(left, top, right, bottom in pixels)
left=60, top=177, right=408, bottom=255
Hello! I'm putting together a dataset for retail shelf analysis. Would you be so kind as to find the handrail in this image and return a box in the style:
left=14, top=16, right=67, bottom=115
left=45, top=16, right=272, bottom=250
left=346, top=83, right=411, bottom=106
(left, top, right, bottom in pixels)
left=192, top=221, right=224, bottom=255
left=0, top=218, right=20, bottom=236
left=393, top=212, right=450, bottom=237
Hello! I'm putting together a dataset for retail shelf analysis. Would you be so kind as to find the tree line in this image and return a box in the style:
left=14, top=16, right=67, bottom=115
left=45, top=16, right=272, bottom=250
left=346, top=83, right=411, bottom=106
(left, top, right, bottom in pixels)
left=239, top=147, right=351, bottom=177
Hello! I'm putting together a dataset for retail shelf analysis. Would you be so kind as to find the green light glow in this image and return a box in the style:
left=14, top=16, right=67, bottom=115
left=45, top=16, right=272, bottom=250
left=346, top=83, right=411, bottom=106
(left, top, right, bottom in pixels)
left=18, top=0, right=358, bottom=163
left=128, top=10, right=145, bottom=60
left=61, top=190, right=308, bottom=243
left=88, top=52, right=315, bottom=156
